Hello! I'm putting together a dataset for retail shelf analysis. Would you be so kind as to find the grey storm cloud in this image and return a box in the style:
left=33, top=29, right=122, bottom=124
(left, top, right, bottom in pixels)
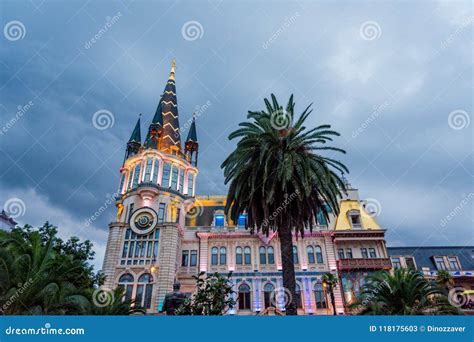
left=0, top=0, right=472, bottom=270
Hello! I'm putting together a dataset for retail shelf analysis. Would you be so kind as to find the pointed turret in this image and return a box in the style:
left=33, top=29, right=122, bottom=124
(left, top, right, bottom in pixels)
left=160, top=58, right=182, bottom=155
left=124, top=115, right=142, bottom=162
left=184, top=115, right=199, bottom=166
left=145, top=99, right=163, bottom=149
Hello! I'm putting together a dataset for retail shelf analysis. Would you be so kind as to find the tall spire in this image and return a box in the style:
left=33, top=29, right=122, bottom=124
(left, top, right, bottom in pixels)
left=160, top=58, right=182, bottom=154
left=145, top=99, right=163, bottom=149
left=129, top=115, right=141, bottom=143
left=185, top=114, right=199, bottom=166
left=124, top=115, right=142, bottom=162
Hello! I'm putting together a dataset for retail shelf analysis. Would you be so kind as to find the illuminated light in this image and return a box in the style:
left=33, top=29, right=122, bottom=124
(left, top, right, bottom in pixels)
left=150, top=266, right=157, bottom=273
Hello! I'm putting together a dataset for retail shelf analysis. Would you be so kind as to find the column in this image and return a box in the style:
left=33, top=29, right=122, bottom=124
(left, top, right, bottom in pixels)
left=155, top=223, right=180, bottom=312
left=198, top=234, right=209, bottom=273
left=324, top=233, right=345, bottom=315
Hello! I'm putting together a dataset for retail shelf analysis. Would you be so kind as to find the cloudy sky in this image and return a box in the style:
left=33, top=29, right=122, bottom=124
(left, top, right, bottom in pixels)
left=0, top=0, right=472, bottom=270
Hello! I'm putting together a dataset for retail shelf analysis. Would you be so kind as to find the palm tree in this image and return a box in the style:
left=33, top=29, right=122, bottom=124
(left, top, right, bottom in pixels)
left=322, top=272, right=338, bottom=315
left=221, top=94, right=348, bottom=315
left=436, top=269, right=454, bottom=289
left=351, top=268, right=460, bottom=315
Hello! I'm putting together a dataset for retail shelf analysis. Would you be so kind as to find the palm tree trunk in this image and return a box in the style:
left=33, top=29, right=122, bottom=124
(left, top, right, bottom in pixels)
left=329, top=288, right=336, bottom=315
left=278, top=224, right=297, bottom=315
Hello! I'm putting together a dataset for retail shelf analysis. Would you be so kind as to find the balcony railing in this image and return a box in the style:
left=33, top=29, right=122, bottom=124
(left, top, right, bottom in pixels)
left=337, top=258, right=392, bottom=270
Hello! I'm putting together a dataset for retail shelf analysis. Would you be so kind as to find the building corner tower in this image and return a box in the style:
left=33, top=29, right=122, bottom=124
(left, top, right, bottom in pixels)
left=102, top=59, right=199, bottom=313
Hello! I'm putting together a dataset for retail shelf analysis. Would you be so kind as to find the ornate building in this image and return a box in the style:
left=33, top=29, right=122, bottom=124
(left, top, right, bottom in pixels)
left=102, top=60, right=392, bottom=315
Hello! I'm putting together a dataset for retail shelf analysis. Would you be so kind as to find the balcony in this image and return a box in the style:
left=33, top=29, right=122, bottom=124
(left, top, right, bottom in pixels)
left=337, top=258, right=392, bottom=270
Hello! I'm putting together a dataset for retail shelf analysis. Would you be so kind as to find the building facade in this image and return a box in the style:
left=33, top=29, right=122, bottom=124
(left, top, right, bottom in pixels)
left=101, top=60, right=392, bottom=315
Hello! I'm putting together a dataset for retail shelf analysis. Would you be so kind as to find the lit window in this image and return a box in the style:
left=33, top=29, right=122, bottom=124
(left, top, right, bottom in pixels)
left=236, top=247, right=243, bottom=265
left=127, top=167, right=134, bottom=190
left=214, top=212, right=225, bottom=227
left=144, top=158, right=153, bottom=182
left=244, top=247, right=251, bottom=265
left=361, top=248, right=368, bottom=258
left=181, top=250, right=189, bottom=266
left=315, top=245, right=324, bottom=264
left=178, top=168, right=184, bottom=193
left=447, top=257, right=460, bottom=271
left=238, top=284, right=251, bottom=310
left=434, top=256, right=446, bottom=270
left=391, top=257, right=401, bottom=269
left=346, top=248, right=353, bottom=259
left=295, top=283, right=302, bottom=308
left=314, top=283, right=327, bottom=309
left=190, top=250, right=198, bottom=267
left=220, top=247, right=227, bottom=265
left=307, top=246, right=315, bottom=264
left=171, top=165, right=178, bottom=190
left=162, top=163, right=171, bottom=187
left=136, top=273, right=154, bottom=309
left=263, top=283, right=275, bottom=308
left=158, top=203, right=166, bottom=223
left=259, top=246, right=267, bottom=265
left=152, top=159, right=159, bottom=183
left=211, top=247, right=218, bottom=265
left=187, top=174, right=194, bottom=196
left=118, top=273, right=134, bottom=302
left=293, top=246, right=299, bottom=264
left=338, top=248, right=345, bottom=259
left=267, top=246, right=275, bottom=264
left=118, top=172, right=126, bottom=193
left=238, top=214, right=247, bottom=227
left=369, top=248, right=377, bottom=258
left=132, top=163, right=141, bottom=188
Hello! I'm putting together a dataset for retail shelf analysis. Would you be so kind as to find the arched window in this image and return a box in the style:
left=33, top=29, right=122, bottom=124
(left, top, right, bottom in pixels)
left=220, top=247, right=227, bottom=265
left=136, top=273, right=154, bottom=309
left=295, top=283, right=302, bottom=308
left=314, top=283, right=327, bottom=309
left=315, top=245, right=324, bottom=264
left=259, top=246, right=267, bottom=265
left=236, top=247, right=243, bottom=265
left=307, top=246, right=315, bottom=264
left=263, top=283, right=275, bottom=308
left=211, top=247, right=218, bottom=265
left=267, top=246, right=275, bottom=264
left=293, top=246, right=299, bottom=264
left=238, top=284, right=251, bottom=310
left=118, top=273, right=134, bottom=302
left=132, top=163, right=141, bottom=188
left=244, top=246, right=251, bottom=265
left=144, top=158, right=153, bottom=182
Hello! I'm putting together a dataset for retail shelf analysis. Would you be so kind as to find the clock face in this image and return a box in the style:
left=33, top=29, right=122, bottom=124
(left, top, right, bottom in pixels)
left=130, top=207, right=158, bottom=235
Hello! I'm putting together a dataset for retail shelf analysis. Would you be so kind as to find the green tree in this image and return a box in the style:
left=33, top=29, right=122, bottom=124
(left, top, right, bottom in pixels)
left=436, top=269, right=454, bottom=289
left=351, top=268, right=460, bottom=315
left=221, top=94, right=348, bottom=315
left=175, top=272, right=235, bottom=315
left=322, top=272, right=338, bottom=315
left=0, top=222, right=130, bottom=315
